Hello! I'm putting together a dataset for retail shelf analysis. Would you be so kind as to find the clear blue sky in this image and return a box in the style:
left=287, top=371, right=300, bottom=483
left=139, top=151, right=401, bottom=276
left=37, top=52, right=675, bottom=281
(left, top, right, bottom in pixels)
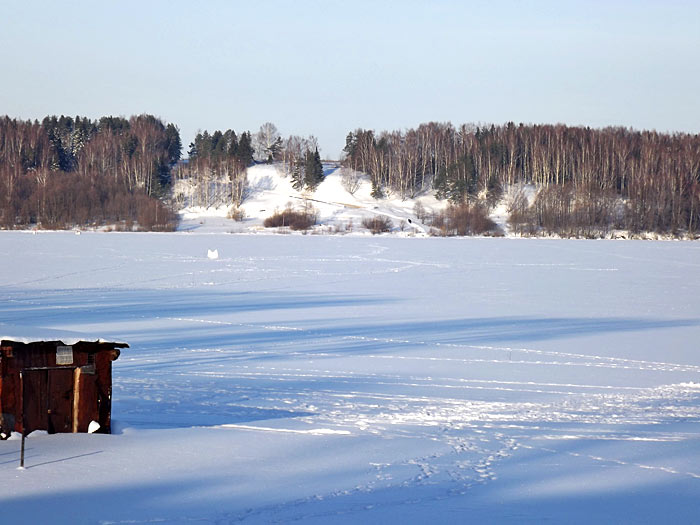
left=2, top=0, right=699, bottom=159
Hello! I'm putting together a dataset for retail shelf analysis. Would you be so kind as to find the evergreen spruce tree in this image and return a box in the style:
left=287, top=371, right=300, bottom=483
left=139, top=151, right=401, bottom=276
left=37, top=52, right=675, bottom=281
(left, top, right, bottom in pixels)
left=198, top=131, right=212, bottom=159
left=268, top=136, right=283, bottom=162
left=371, top=179, right=384, bottom=199
left=343, top=132, right=357, bottom=157
left=303, top=148, right=324, bottom=190
left=313, top=148, right=323, bottom=185
left=165, top=124, right=182, bottom=165
left=236, top=132, right=255, bottom=167
left=227, top=131, right=239, bottom=158
left=187, top=141, right=198, bottom=160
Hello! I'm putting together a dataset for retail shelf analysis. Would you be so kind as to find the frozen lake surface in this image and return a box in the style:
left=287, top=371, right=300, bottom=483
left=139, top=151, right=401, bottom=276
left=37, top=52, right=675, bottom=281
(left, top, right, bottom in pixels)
left=1, top=232, right=699, bottom=523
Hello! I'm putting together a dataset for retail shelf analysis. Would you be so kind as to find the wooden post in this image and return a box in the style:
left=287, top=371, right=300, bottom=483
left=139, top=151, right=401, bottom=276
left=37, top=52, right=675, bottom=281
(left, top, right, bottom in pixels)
left=20, top=432, right=25, bottom=468
left=19, top=370, right=25, bottom=469
left=72, top=367, right=81, bottom=433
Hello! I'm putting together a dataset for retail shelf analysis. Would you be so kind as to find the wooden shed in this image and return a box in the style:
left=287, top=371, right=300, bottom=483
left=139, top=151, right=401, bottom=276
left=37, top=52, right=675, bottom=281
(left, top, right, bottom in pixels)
left=0, top=327, right=127, bottom=439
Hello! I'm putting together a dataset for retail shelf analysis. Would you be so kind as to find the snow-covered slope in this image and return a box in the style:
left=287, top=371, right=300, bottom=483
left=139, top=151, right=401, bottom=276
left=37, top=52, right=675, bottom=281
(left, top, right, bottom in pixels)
left=177, top=164, right=443, bottom=235
left=1, top=232, right=699, bottom=523
left=177, top=167, right=695, bottom=240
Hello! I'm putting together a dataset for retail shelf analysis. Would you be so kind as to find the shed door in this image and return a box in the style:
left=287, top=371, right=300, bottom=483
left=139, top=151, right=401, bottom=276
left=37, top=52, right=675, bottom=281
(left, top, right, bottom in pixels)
left=22, top=369, right=74, bottom=434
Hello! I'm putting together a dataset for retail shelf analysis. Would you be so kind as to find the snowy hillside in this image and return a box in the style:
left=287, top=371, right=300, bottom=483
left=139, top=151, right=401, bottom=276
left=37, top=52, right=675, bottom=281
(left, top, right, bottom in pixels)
left=177, top=164, right=442, bottom=235
left=1, top=232, right=699, bottom=523
left=176, top=165, right=697, bottom=241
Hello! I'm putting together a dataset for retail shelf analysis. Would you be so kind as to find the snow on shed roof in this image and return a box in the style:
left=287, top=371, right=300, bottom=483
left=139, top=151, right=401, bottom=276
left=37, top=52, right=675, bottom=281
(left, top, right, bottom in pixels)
left=0, top=323, right=128, bottom=347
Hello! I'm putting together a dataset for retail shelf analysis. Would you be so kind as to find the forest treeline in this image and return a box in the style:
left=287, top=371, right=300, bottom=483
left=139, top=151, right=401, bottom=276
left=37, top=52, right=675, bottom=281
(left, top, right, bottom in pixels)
left=2, top=114, right=700, bottom=236
left=342, top=122, right=700, bottom=235
left=0, top=114, right=181, bottom=230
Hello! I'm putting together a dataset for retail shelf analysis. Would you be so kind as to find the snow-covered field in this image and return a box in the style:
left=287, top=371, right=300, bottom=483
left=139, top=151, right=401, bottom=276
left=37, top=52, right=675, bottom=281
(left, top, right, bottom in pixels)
left=1, top=232, right=700, bottom=524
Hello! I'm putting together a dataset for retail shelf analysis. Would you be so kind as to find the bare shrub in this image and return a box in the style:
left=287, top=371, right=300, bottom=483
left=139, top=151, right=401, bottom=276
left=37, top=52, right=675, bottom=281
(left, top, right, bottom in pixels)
left=340, top=168, right=363, bottom=195
left=333, top=218, right=354, bottom=234
left=362, top=215, right=393, bottom=234
left=429, top=211, right=445, bottom=232
left=227, top=207, right=245, bottom=221
left=264, top=205, right=317, bottom=230
left=507, top=186, right=533, bottom=235
left=136, top=195, right=178, bottom=232
left=427, top=202, right=498, bottom=236
left=413, top=201, right=428, bottom=221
